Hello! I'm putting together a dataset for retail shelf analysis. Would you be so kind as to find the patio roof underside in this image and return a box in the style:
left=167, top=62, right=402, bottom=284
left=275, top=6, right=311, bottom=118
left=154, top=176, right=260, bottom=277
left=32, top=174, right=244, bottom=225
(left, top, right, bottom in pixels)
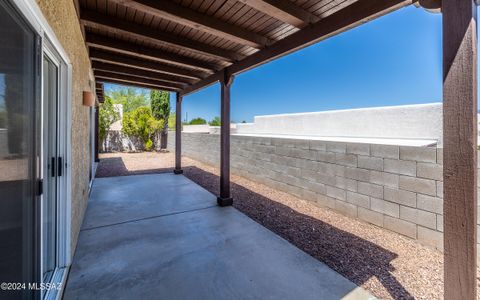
left=75, top=0, right=414, bottom=96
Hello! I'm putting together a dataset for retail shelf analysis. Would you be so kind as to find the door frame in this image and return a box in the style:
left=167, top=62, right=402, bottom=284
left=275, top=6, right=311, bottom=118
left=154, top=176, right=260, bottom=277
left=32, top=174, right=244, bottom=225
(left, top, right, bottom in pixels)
left=9, top=0, right=73, bottom=298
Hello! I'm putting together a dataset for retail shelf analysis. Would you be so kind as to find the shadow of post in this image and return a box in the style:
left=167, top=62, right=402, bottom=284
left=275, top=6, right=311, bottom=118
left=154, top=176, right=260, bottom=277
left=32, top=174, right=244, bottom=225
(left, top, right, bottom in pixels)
left=183, top=166, right=414, bottom=300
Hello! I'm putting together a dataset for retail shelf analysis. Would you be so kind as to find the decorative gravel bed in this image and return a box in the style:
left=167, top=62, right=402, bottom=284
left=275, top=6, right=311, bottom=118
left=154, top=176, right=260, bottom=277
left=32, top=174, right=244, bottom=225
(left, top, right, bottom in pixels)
left=96, top=152, right=480, bottom=299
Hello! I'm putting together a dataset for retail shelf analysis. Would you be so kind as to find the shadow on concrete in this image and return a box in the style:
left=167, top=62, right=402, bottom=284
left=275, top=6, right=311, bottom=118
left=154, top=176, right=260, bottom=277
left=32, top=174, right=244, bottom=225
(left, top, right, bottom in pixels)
left=182, top=165, right=413, bottom=300
left=95, top=156, right=174, bottom=178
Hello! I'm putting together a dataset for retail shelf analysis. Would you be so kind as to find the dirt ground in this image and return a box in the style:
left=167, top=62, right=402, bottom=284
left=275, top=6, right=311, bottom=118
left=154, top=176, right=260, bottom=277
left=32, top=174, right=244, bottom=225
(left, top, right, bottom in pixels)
left=96, top=151, right=480, bottom=300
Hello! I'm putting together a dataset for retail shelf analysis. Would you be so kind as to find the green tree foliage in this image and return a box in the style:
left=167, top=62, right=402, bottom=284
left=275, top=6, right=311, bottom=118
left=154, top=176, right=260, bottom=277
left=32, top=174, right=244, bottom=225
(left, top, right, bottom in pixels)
left=98, top=96, right=120, bottom=149
left=150, top=90, right=170, bottom=149
left=122, top=106, right=162, bottom=151
left=189, top=117, right=207, bottom=125
left=209, top=116, right=221, bottom=126
left=168, top=112, right=176, bottom=129
left=107, top=87, right=149, bottom=113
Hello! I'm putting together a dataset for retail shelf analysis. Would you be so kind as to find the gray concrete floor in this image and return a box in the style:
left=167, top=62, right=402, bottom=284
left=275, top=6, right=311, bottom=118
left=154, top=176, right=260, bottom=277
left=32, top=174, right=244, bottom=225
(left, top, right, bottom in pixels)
left=64, top=173, right=374, bottom=300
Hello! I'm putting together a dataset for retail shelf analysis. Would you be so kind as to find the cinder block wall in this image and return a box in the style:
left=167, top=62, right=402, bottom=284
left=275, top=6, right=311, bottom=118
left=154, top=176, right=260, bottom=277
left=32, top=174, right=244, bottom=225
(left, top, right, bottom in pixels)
left=168, top=132, right=480, bottom=250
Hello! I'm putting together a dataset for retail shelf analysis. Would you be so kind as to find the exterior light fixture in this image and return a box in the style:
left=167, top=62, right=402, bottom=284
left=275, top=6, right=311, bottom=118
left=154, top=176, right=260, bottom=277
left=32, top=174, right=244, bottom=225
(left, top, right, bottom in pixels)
left=83, top=91, right=95, bottom=107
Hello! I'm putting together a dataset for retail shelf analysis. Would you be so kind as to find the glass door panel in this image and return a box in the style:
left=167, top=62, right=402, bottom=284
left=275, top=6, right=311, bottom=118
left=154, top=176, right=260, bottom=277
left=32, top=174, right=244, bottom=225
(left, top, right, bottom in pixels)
left=0, top=1, right=39, bottom=299
left=42, top=55, right=58, bottom=284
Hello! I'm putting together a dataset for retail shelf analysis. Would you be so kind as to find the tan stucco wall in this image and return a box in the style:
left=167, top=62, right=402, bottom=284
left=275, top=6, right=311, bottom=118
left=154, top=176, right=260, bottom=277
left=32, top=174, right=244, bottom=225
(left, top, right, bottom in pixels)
left=36, top=0, right=93, bottom=257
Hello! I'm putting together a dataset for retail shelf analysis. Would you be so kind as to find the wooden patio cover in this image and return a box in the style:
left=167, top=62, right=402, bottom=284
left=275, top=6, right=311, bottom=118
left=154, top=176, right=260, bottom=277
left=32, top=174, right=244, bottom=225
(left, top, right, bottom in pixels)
left=75, top=1, right=477, bottom=299
left=74, top=0, right=414, bottom=95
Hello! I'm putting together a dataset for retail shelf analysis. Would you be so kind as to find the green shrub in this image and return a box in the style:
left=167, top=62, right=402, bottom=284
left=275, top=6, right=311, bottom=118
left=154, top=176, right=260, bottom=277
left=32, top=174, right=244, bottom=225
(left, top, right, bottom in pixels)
left=122, top=106, right=162, bottom=151
left=189, top=117, right=207, bottom=125
left=209, top=116, right=221, bottom=126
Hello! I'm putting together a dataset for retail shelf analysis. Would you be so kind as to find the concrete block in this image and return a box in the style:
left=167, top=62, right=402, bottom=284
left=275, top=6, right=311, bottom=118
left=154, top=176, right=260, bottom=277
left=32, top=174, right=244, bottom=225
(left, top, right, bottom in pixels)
left=416, top=194, right=443, bottom=214
left=400, top=146, right=436, bottom=163
left=384, top=216, right=417, bottom=238
left=383, top=187, right=416, bottom=207
left=275, top=146, right=292, bottom=157
left=436, top=148, right=443, bottom=165
left=301, top=189, right=318, bottom=202
left=335, top=153, right=357, bottom=167
left=416, top=163, right=442, bottom=181
left=300, top=169, right=318, bottom=182
left=358, top=182, right=383, bottom=198
left=315, top=194, right=336, bottom=209
left=346, top=143, right=370, bottom=156
left=317, top=162, right=338, bottom=176
left=345, top=167, right=370, bottom=182
left=436, top=181, right=443, bottom=199
left=383, top=159, right=416, bottom=176
left=437, top=215, right=443, bottom=232
left=285, top=166, right=302, bottom=177
left=316, top=151, right=336, bottom=164
left=399, top=176, right=436, bottom=196
left=370, top=171, right=399, bottom=188
left=290, top=139, right=310, bottom=149
left=291, top=148, right=316, bottom=160
left=370, top=198, right=399, bottom=218
left=346, top=191, right=370, bottom=208
left=358, top=156, right=383, bottom=171
left=358, top=207, right=384, bottom=227
left=326, top=185, right=346, bottom=201
left=309, top=140, right=327, bottom=151
left=400, top=206, right=437, bottom=229
left=417, top=226, right=443, bottom=249
left=315, top=173, right=337, bottom=186
left=335, top=200, right=358, bottom=218
left=335, top=176, right=357, bottom=192
left=298, top=180, right=326, bottom=194
left=335, top=165, right=346, bottom=177
left=370, top=144, right=399, bottom=159
left=326, top=142, right=346, bottom=153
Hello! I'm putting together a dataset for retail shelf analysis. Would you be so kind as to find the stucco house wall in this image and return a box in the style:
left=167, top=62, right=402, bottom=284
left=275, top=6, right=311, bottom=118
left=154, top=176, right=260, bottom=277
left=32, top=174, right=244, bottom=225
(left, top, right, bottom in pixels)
left=36, top=0, right=94, bottom=257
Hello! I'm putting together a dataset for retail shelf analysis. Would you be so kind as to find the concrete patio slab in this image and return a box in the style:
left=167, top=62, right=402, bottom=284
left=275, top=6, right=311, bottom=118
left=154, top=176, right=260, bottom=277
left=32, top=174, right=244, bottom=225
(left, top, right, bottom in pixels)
left=65, top=174, right=374, bottom=300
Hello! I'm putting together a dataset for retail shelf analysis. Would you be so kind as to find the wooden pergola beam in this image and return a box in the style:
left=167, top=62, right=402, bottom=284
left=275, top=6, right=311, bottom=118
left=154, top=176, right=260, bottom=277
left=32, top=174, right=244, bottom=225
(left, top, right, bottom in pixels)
left=81, top=10, right=243, bottom=62
left=240, top=0, right=320, bottom=28
left=94, top=70, right=185, bottom=90
left=86, top=33, right=218, bottom=72
left=107, top=0, right=271, bottom=48
left=91, top=61, right=196, bottom=85
left=89, top=48, right=207, bottom=80
left=95, top=77, right=178, bottom=92
left=180, top=0, right=410, bottom=96
left=442, top=0, right=478, bottom=299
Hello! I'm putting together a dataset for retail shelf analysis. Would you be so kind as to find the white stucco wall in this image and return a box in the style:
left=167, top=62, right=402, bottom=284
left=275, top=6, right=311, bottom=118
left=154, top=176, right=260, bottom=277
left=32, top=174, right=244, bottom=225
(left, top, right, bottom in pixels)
left=235, top=103, right=445, bottom=145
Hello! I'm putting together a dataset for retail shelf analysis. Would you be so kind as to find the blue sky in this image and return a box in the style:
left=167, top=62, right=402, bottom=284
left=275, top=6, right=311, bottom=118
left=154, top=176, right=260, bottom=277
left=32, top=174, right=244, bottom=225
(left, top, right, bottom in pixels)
left=181, top=5, right=443, bottom=123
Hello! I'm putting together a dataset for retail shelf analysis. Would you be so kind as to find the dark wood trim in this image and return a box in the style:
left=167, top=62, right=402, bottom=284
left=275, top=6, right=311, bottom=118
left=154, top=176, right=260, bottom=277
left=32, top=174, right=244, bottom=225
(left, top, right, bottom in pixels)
left=91, top=61, right=195, bottom=85
left=107, top=0, right=271, bottom=48
left=443, top=0, right=478, bottom=299
left=95, top=77, right=178, bottom=92
left=241, top=0, right=320, bottom=28
left=218, top=70, right=233, bottom=206
left=94, top=70, right=184, bottom=90
left=94, top=107, right=100, bottom=162
left=174, top=93, right=183, bottom=174
left=86, top=33, right=218, bottom=72
left=180, top=0, right=410, bottom=96
left=89, top=48, right=207, bottom=80
left=80, top=10, right=243, bottom=62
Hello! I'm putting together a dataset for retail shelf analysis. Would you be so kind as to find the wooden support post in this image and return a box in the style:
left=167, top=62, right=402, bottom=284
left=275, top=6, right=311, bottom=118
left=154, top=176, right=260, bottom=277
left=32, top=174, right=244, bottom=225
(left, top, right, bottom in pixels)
left=174, top=93, right=183, bottom=174
left=94, top=106, right=100, bottom=162
left=443, top=1, right=477, bottom=299
left=218, top=70, right=234, bottom=206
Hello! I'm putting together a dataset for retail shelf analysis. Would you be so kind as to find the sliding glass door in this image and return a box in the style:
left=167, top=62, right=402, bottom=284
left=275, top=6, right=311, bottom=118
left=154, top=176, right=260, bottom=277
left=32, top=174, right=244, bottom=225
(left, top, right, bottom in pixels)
left=0, top=1, right=40, bottom=299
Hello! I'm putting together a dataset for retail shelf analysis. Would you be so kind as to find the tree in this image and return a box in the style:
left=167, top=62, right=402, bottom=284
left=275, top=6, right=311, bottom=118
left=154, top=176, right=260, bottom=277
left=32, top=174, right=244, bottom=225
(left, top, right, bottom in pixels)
left=122, top=106, right=162, bottom=151
left=189, top=117, right=207, bottom=125
left=168, top=112, right=176, bottom=129
left=150, top=90, right=170, bottom=150
left=209, top=116, right=221, bottom=126
left=98, top=96, right=120, bottom=151
left=107, top=87, right=149, bottom=113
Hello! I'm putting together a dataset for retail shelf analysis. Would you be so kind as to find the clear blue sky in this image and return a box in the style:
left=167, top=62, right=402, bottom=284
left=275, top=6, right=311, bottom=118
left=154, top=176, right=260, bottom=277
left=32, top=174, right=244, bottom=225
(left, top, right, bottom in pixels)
left=181, top=5, right=444, bottom=123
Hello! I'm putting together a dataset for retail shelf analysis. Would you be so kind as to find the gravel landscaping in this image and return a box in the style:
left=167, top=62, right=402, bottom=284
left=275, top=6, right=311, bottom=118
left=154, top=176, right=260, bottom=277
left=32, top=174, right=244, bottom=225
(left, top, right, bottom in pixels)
left=96, top=152, right=480, bottom=299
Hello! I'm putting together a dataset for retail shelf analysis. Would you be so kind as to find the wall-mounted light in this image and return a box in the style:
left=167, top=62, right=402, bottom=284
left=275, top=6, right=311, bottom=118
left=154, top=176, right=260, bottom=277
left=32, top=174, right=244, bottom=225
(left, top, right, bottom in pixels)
left=83, top=91, right=95, bottom=107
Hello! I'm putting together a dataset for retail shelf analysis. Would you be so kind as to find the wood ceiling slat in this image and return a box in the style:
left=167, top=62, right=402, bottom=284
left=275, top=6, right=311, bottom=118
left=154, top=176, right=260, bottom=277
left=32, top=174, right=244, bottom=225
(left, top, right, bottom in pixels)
left=89, top=48, right=209, bottom=79
left=81, top=10, right=244, bottom=62
left=95, top=71, right=183, bottom=90
left=96, top=77, right=178, bottom=92
left=94, top=69, right=187, bottom=89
